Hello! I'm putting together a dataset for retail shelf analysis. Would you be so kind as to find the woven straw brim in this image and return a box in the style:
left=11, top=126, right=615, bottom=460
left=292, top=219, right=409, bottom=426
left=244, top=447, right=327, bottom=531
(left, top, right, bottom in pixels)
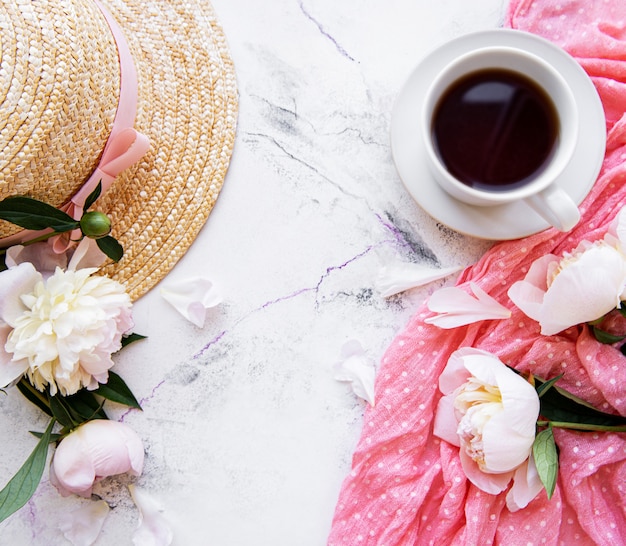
left=0, top=0, right=238, bottom=301
left=100, top=0, right=237, bottom=300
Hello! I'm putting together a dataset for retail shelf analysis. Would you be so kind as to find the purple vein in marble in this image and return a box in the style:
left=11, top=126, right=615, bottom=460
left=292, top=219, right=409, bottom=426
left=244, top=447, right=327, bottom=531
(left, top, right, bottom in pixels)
left=299, top=1, right=355, bottom=62
left=119, top=379, right=166, bottom=422
left=192, top=241, right=395, bottom=360
left=131, top=217, right=412, bottom=402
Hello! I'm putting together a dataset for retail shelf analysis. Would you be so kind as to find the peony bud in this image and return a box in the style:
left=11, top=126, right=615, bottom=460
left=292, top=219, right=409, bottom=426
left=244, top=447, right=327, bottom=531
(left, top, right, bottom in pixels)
left=80, top=211, right=112, bottom=239
left=50, top=420, right=144, bottom=498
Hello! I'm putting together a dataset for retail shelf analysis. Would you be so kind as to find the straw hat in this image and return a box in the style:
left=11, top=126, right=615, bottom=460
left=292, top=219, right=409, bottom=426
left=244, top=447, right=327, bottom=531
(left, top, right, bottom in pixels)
left=0, top=0, right=238, bottom=300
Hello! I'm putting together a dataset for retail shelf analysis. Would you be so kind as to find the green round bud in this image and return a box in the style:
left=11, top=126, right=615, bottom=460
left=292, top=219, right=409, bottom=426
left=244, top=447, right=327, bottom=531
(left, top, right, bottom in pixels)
left=80, top=211, right=112, bottom=239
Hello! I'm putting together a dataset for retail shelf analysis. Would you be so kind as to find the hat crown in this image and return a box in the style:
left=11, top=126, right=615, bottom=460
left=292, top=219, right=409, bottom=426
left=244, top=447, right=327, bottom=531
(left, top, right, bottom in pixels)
left=0, top=0, right=120, bottom=237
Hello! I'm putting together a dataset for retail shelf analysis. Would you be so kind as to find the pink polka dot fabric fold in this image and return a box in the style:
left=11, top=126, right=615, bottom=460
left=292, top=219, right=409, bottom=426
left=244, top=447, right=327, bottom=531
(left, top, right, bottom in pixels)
left=327, top=1, right=626, bottom=544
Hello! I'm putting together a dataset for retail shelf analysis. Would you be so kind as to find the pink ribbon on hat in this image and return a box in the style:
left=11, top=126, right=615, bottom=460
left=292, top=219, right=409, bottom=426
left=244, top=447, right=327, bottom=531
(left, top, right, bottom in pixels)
left=64, top=0, right=150, bottom=222
left=1, top=0, right=150, bottom=250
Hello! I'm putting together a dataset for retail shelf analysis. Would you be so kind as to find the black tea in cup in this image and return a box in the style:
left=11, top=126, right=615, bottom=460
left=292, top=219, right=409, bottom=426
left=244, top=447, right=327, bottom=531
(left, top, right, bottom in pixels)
left=431, top=69, right=559, bottom=192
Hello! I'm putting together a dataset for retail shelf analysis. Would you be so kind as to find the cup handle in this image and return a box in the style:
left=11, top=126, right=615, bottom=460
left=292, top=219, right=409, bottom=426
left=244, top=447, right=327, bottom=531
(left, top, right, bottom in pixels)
left=523, top=185, right=580, bottom=232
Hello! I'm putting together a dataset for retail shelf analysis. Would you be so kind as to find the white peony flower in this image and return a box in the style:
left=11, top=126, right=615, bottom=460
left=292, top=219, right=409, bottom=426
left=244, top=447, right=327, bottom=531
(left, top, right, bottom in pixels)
left=0, top=239, right=133, bottom=396
left=433, top=348, right=543, bottom=511
left=508, top=206, right=626, bottom=336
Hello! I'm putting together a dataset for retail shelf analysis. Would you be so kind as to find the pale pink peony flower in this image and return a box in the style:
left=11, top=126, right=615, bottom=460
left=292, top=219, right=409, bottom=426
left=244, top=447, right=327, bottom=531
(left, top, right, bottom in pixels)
left=50, top=420, right=144, bottom=498
left=433, top=348, right=543, bottom=511
left=0, top=238, right=133, bottom=395
left=508, top=206, right=626, bottom=335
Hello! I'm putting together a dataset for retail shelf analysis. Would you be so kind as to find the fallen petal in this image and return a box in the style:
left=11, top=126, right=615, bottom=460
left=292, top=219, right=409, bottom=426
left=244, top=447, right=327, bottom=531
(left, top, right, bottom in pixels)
left=425, top=282, right=511, bottom=328
left=58, top=500, right=110, bottom=546
left=333, top=340, right=376, bottom=405
left=129, top=485, right=174, bottom=546
left=160, top=278, right=222, bottom=328
left=376, top=261, right=463, bottom=297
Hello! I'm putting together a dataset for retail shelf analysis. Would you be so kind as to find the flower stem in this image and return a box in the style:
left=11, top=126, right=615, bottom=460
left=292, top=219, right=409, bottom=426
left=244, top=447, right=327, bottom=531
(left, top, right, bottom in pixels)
left=0, top=232, right=59, bottom=257
left=537, top=420, right=626, bottom=432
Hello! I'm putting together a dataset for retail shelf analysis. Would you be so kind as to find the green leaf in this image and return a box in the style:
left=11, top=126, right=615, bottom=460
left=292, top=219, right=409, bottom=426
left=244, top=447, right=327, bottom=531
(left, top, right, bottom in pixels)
left=29, top=431, right=62, bottom=443
left=535, top=376, right=626, bottom=428
left=16, top=379, right=52, bottom=418
left=83, top=181, right=103, bottom=211
left=0, top=419, right=55, bottom=524
left=96, top=236, right=124, bottom=262
left=60, top=390, right=107, bottom=424
left=94, top=371, right=142, bottom=410
left=590, top=325, right=626, bottom=345
left=48, top=394, right=77, bottom=428
left=533, top=427, right=559, bottom=499
left=121, top=332, right=147, bottom=348
left=0, top=197, right=79, bottom=232
left=536, top=374, right=563, bottom=398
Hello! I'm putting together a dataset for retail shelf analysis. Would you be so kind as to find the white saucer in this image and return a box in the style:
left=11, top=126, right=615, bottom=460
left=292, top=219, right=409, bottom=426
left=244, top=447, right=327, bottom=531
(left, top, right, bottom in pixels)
left=391, top=29, right=606, bottom=240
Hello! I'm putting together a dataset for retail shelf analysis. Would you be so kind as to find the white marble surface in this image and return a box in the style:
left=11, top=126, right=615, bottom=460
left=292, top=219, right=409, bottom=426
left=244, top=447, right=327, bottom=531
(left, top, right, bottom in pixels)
left=0, top=0, right=506, bottom=544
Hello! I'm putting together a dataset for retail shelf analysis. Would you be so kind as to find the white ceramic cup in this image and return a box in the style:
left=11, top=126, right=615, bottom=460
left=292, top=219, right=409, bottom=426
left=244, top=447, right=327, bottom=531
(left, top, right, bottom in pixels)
left=421, top=46, right=580, bottom=232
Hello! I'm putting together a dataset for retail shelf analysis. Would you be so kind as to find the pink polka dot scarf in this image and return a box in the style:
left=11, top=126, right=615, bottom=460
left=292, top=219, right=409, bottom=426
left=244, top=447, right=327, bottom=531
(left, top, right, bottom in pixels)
left=328, top=1, right=626, bottom=545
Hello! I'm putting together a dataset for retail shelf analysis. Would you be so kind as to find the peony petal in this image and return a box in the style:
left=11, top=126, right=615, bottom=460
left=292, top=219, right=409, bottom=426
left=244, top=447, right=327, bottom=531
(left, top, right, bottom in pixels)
left=6, top=241, right=68, bottom=273
left=458, top=449, right=513, bottom=495
left=481, top=410, right=536, bottom=472
left=51, top=420, right=144, bottom=498
left=609, top=204, right=626, bottom=249
left=507, top=280, right=546, bottom=323
left=376, top=261, right=463, bottom=297
left=521, top=254, right=556, bottom=291
left=0, top=262, right=41, bottom=326
left=540, top=245, right=626, bottom=335
left=455, top=348, right=503, bottom=386
left=0, top=346, right=29, bottom=390
left=160, top=277, right=222, bottom=328
left=129, top=485, right=174, bottom=546
left=50, top=443, right=96, bottom=498
left=425, top=282, right=511, bottom=328
left=333, top=340, right=376, bottom=405
left=0, top=320, right=29, bottom=388
left=58, top=500, right=110, bottom=546
left=433, top=394, right=462, bottom=447
left=505, top=456, right=544, bottom=512
left=437, top=348, right=474, bottom=395
left=67, top=238, right=107, bottom=271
